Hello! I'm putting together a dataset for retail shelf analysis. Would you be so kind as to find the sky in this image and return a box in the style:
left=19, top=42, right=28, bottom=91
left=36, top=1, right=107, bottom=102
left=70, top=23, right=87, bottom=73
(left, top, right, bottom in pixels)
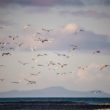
left=0, top=0, right=110, bottom=94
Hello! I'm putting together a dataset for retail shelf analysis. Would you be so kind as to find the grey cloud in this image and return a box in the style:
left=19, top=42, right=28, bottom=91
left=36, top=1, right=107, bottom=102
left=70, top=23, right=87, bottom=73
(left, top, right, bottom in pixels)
left=0, top=28, right=110, bottom=53
left=0, top=0, right=110, bottom=7
left=0, top=0, right=82, bottom=6
left=0, top=19, right=15, bottom=26
left=81, top=0, right=110, bottom=6
left=39, top=29, right=110, bottom=53
left=60, top=10, right=110, bottom=18
left=25, top=29, right=110, bottom=52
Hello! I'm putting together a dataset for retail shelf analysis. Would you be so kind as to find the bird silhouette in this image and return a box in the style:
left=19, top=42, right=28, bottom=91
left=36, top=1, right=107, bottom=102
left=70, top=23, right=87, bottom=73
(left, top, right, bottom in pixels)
left=2, top=52, right=11, bottom=56
left=93, top=50, right=101, bottom=54
left=99, top=65, right=110, bottom=71
left=24, top=79, right=36, bottom=84
left=18, top=60, right=28, bottom=66
left=11, top=81, right=20, bottom=84
left=0, top=78, right=4, bottom=82
left=42, top=28, right=53, bottom=32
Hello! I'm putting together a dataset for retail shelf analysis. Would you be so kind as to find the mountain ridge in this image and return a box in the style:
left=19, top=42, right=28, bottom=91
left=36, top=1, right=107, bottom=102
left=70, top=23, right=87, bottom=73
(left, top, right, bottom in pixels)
left=0, top=86, right=110, bottom=98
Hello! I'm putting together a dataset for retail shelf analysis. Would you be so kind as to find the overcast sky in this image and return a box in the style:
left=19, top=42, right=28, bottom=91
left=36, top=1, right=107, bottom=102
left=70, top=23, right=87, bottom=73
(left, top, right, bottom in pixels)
left=0, top=0, right=110, bottom=94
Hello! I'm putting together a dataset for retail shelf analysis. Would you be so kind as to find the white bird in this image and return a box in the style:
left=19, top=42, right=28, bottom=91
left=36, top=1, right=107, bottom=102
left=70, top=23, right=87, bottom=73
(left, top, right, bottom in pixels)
left=23, top=24, right=31, bottom=30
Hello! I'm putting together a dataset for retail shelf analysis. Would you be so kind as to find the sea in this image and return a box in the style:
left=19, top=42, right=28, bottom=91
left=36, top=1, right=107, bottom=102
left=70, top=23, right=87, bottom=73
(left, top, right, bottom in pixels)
left=0, top=97, right=110, bottom=110
left=0, top=97, right=110, bottom=104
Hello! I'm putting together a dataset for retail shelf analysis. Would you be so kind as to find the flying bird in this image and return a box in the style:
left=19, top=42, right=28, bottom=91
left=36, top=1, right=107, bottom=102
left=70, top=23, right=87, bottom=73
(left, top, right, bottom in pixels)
left=42, top=28, right=53, bottom=32
left=11, top=82, right=20, bottom=84
left=24, top=79, right=36, bottom=84
left=0, top=65, right=5, bottom=67
left=30, top=72, right=40, bottom=76
left=32, top=58, right=37, bottom=62
left=18, top=60, right=28, bottom=66
left=41, top=39, right=48, bottom=43
left=0, top=78, right=4, bottom=82
left=79, top=29, right=84, bottom=32
left=56, top=53, right=69, bottom=58
left=8, top=35, right=19, bottom=40
left=57, top=63, right=68, bottom=68
left=71, top=44, right=78, bottom=51
left=23, top=24, right=31, bottom=30
left=37, top=54, right=43, bottom=57
left=99, top=65, right=110, bottom=71
left=93, top=50, right=101, bottom=54
left=37, top=64, right=43, bottom=66
left=2, top=52, right=11, bottom=56
left=48, top=61, right=56, bottom=66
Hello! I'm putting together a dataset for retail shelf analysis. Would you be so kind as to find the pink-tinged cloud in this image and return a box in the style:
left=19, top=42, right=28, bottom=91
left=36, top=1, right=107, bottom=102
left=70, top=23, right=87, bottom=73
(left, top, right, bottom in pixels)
left=0, top=23, right=110, bottom=52
left=76, top=63, right=110, bottom=81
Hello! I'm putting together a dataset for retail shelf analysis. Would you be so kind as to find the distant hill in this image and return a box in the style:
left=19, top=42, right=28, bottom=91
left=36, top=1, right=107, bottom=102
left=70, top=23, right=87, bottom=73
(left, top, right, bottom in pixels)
left=0, top=87, right=110, bottom=97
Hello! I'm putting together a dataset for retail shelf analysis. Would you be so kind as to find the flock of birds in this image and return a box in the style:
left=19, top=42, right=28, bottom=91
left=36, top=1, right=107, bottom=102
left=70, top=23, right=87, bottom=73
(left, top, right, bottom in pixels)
left=0, top=24, right=110, bottom=85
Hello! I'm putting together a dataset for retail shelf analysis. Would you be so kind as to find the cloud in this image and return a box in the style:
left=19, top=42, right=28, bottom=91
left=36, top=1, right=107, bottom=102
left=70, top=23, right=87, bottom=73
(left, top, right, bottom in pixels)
left=63, top=24, right=79, bottom=33
left=0, top=19, right=15, bottom=26
left=75, top=63, right=110, bottom=82
left=0, top=0, right=110, bottom=7
left=0, top=0, right=83, bottom=7
left=0, top=23, right=110, bottom=53
left=60, top=10, right=110, bottom=18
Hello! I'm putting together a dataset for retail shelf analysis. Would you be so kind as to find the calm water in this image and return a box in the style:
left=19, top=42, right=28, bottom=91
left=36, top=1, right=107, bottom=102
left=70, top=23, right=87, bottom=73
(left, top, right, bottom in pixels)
left=0, top=97, right=110, bottom=104
left=0, top=98, right=110, bottom=110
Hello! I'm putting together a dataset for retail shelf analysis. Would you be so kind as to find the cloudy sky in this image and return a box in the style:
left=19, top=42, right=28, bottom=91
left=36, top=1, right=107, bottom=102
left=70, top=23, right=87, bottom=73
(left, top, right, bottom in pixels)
left=0, top=0, right=110, bottom=94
